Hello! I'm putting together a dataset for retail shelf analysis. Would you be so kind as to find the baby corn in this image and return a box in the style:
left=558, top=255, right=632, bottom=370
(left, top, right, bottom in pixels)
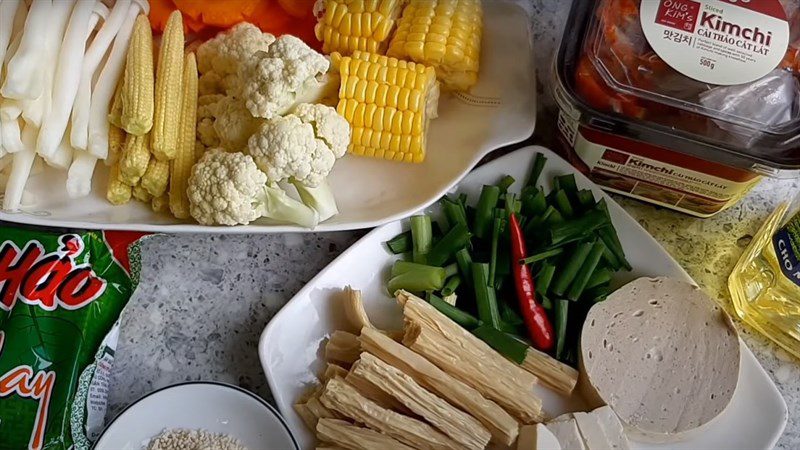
left=121, top=15, right=154, bottom=136
left=169, top=52, right=198, bottom=219
left=316, top=0, right=406, bottom=55
left=387, top=0, right=482, bottom=91
left=151, top=11, right=184, bottom=161
left=119, top=132, right=151, bottom=185
left=336, top=51, right=439, bottom=163
left=132, top=183, right=153, bottom=202
left=151, top=194, right=169, bottom=212
left=106, top=163, right=132, bottom=205
left=141, top=158, right=169, bottom=197
left=107, top=124, right=125, bottom=166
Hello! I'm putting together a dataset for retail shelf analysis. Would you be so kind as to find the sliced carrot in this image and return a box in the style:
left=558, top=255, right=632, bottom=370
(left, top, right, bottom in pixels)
left=173, top=0, right=260, bottom=28
left=246, top=0, right=292, bottom=35
left=277, top=0, right=316, bottom=18
left=149, top=0, right=177, bottom=32
left=183, top=12, right=207, bottom=34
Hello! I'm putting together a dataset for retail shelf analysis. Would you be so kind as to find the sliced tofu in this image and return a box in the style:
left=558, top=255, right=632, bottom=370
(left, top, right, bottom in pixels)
left=580, top=277, right=740, bottom=442
left=545, top=419, right=586, bottom=450
left=592, top=406, right=631, bottom=450
left=572, top=412, right=608, bottom=449
left=518, top=424, right=562, bottom=450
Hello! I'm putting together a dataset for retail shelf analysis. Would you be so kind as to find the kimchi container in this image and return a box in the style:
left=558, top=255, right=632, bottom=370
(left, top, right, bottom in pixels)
left=554, top=0, right=800, bottom=217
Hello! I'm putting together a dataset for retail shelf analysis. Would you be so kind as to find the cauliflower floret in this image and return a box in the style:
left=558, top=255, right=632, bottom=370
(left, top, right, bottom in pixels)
left=212, top=97, right=261, bottom=151
left=292, top=103, right=350, bottom=158
left=240, top=35, right=330, bottom=119
left=197, top=23, right=275, bottom=75
left=187, top=149, right=318, bottom=227
left=247, top=115, right=333, bottom=186
left=187, top=149, right=267, bottom=225
left=196, top=95, right=225, bottom=148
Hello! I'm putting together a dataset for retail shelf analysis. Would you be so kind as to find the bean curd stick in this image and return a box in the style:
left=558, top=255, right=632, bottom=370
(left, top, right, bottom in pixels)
left=316, top=418, right=414, bottom=450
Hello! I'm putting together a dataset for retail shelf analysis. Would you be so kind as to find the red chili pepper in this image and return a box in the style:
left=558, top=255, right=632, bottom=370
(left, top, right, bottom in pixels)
left=509, top=213, right=555, bottom=352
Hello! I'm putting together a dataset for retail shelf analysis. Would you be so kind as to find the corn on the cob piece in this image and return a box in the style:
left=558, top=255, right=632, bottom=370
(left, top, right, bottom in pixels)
left=106, top=163, right=132, bottom=205
left=151, top=11, right=184, bottom=161
left=132, top=183, right=153, bottom=202
left=107, top=123, right=126, bottom=166
left=119, top=132, right=151, bottom=185
left=387, top=0, right=482, bottom=91
left=141, top=158, right=170, bottom=197
left=108, top=81, right=124, bottom=129
left=316, top=0, right=406, bottom=56
left=121, top=15, right=155, bottom=136
left=151, top=194, right=169, bottom=212
left=336, top=51, right=438, bottom=163
left=169, top=52, right=198, bottom=219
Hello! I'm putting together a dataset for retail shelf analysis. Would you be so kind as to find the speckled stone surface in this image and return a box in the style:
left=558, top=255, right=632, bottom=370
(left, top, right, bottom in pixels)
left=102, top=0, right=800, bottom=448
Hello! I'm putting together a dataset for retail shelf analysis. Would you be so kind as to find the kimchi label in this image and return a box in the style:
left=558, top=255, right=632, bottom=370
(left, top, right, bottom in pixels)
left=641, top=0, right=790, bottom=85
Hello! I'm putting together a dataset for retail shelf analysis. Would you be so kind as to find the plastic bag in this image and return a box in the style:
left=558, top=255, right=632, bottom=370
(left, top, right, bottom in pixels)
left=0, top=227, right=147, bottom=450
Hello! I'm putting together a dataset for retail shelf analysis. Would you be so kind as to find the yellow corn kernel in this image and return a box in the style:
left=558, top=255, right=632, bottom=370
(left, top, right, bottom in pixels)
left=336, top=52, right=438, bottom=163
left=106, top=163, right=132, bottom=205
left=132, top=183, right=152, bottom=203
left=387, top=0, right=482, bottom=91
left=151, top=194, right=169, bottom=213
left=121, top=15, right=154, bottom=136
left=141, top=158, right=169, bottom=197
left=151, top=11, right=184, bottom=161
left=169, top=52, right=198, bottom=220
left=119, top=132, right=151, bottom=186
left=107, top=124, right=126, bottom=166
left=316, top=0, right=405, bottom=55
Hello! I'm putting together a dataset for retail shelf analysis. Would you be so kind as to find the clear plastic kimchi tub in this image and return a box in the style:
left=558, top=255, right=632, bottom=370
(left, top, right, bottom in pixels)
left=554, top=0, right=800, bottom=217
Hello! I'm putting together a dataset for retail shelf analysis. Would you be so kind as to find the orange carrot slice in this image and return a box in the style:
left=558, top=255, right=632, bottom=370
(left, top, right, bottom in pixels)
left=277, top=0, right=316, bottom=18
left=149, top=0, right=177, bottom=32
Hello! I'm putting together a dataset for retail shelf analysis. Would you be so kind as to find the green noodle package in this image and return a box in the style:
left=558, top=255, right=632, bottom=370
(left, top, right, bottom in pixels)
left=0, top=226, right=146, bottom=450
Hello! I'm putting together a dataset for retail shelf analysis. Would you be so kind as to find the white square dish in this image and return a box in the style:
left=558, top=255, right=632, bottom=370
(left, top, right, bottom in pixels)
left=259, top=145, right=787, bottom=450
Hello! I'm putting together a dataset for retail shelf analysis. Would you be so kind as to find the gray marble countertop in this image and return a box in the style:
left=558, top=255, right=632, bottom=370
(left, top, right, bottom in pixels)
left=102, top=0, right=800, bottom=448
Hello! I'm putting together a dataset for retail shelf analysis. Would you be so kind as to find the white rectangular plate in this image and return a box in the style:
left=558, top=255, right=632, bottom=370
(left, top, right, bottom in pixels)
left=259, top=146, right=787, bottom=450
left=0, top=1, right=535, bottom=234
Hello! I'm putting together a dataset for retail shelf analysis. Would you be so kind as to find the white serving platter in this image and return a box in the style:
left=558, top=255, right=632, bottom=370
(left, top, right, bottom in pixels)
left=0, top=1, right=535, bottom=234
left=94, top=382, right=298, bottom=450
left=259, top=146, right=787, bottom=450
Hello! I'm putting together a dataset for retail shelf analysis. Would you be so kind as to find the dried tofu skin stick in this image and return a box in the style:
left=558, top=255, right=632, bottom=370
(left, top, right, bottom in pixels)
left=397, top=291, right=544, bottom=424
left=359, top=327, right=519, bottom=446
left=350, top=352, right=491, bottom=450
left=345, top=370, right=410, bottom=413
left=325, top=330, right=361, bottom=365
left=343, top=287, right=403, bottom=339
left=321, top=363, right=349, bottom=382
left=521, top=347, right=579, bottom=395
left=316, top=418, right=414, bottom=450
left=319, top=377, right=461, bottom=450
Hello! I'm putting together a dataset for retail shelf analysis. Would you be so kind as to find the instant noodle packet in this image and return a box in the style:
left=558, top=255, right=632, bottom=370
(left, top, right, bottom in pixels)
left=0, top=226, right=146, bottom=450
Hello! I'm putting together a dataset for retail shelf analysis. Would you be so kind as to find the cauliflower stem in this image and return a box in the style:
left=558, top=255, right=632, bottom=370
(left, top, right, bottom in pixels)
left=257, top=182, right=319, bottom=228
left=292, top=178, right=338, bottom=222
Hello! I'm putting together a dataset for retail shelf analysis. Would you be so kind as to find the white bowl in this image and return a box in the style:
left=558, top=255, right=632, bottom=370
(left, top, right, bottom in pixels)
left=94, top=382, right=298, bottom=450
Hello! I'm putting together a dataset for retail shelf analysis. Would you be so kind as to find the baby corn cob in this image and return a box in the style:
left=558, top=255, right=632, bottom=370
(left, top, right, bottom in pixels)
left=121, top=15, right=155, bottom=136
left=108, top=81, right=124, bottom=129
left=336, top=51, right=439, bottom=163
left=107, top=123, right=126, bottom=166
left=106, top=163, right=132, bottom=205
left=119, top=132, right=151, bottom=185
left=316, top=0, right=406, bottom=56
left=151, top=194, right=169, bottom=212
left=132, top=183, right=153, bottom=202
left=141, top=158, right=170, bottom=197
left=151, top=11, right=184, bottom=161
left=387, top=0, right=482, bottom=91
left=169, top=52, right=198, bottom=219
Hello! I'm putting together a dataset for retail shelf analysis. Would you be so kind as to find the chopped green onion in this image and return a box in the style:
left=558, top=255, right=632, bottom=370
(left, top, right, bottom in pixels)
left=442, top=198, right=468, bottom=229
left=585, top=267, right=612, bottom=290
left=556, top=174, right=578, bottom=194
left=497, top=175, right=515, bottom=194
left=386, top=231, right=411, bottom=254
left=426, top=224, right=471, bottom=266
left=521, top=247, right=564, bottom=265
left=441, top=275, right=462, bottom=296
left=567, top=241, right=606, bottom=300
left=444, top=263, right=459, bottom=278
left=387, top=261, right=446, bottom=295
left=521, top=187, right=547, bottom=217
left=430, top=295, right=480, bottom=329
left=472, top=263, right=501, bottom=329
left=549, top=209, right=608, bottom=244
left=540, top=294, right=553, bottom=310
left=527, top=152, right=547, bottom=187
left=551, top=241, right=595, bottom=296
left=596, top=200, right=631, bottom=270
left=554, top=299, right=569, bottom=360
left=535, top=263, right=556, bottom=295
left=410, top=215, right=432, bottom=263
left=473, top=185, right=500, bottom=240
left=488, top=216, right=503, bottom=286
left=472, top=325, right=529, bottom=364
left=554, top=190, right=575, bottom=219
left=577, top=189, right=596, bottom=210
left=455, top=248, right=473, bottom=285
